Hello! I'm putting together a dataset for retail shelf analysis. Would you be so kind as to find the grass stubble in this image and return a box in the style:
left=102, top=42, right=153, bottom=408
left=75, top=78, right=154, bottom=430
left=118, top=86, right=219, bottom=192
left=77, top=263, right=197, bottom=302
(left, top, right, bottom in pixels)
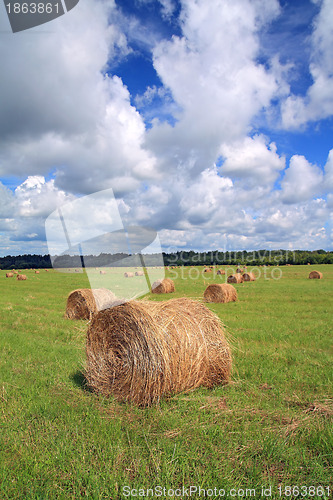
left=0, top=265, right=332, bottom=499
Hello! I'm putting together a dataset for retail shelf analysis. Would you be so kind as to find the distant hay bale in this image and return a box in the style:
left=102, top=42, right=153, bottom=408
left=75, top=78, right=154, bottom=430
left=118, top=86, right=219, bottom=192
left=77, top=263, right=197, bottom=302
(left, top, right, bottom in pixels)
left=217, top=269, right=225, bottom=275
left=236, top=268, right=243, bottom=273
left=227, top=274, right=244, bottom=284
left=135, top=271, right=144, bottom=276
left=45, top=269, right=49, bottom=272
left=100, top=270, right=107, bottom=275
left=66, top=288, right=117, bottom=320
left=74, top=269, right=80, bottom=273
left=151, top=278, right=175, bottom=294
left=35, top=270, right=40, bottom=274
left=204, top=283, right=237, bottom=303
left=309, top=270, right=323, bottom=279
left=13, top=271, right=18, bottom=275
left=204, top=268, right=212, bottom=273
left=242, top=272, right=256, bottom=282
left=6, top=272, right=14, bottom=278
left=124, top=272, right=134, bottom=278
left=17, top=274, right=27, bottom=281
left=85, top=298, right=232, bottom=406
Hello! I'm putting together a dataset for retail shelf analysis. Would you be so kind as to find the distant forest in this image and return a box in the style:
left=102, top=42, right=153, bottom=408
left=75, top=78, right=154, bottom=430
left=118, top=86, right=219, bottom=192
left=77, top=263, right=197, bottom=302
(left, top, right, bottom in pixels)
left=0, top=249, right=332, bottom=270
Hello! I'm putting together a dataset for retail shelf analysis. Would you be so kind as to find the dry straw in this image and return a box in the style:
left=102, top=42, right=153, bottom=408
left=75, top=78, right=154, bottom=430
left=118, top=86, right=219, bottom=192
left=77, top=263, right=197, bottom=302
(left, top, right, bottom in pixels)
left=17, top=274, right=27, bottom=280
left=204, top=283, right=237, bottom=303
left=217, top=269, right=225, bottom=275
left=227, top=274, right=244, bottom=284
left=85, top=297, right=232, bottom=406
left=66, top=288, right=117, bottom=320
left=309, top=271, right=323, bottom=279
left=151, top=278, right=175, bottom=294
left=242, top=272, right=256, bottom=282
left=6, top=272, right=14, bottom=278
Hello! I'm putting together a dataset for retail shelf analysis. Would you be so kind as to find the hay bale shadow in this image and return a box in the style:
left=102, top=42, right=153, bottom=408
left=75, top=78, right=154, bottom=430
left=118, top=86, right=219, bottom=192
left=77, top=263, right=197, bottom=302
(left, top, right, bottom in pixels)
left=71, top=370, right=93, bottom=393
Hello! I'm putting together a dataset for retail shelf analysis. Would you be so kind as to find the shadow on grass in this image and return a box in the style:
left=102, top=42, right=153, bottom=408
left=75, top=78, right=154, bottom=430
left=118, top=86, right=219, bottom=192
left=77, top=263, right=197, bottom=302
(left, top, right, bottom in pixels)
left=71, top=370, right=93, bottom=392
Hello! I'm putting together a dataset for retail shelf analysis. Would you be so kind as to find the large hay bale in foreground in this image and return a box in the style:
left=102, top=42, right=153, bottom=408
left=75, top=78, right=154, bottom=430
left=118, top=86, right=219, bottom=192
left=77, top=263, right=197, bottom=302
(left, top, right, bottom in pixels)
left=227, top=274, right=244, bottom=284
left=309, top=271, right=323, bottom=279
left=85, top=298, right=231, bottom=406
left=151, top=278, right=175, bottom=294
left=66, top=288, right=117, bottom=320
left=242, top=272, right=256, bottom=282
left=17, top=274, right=27, bottom=281
left=204, top=284, right=237, bottom=303
left=6, top=272, right=14, bottom=278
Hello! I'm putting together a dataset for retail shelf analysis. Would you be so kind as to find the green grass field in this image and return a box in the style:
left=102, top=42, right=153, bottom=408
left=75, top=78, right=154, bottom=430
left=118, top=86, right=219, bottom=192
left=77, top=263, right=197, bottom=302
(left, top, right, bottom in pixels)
left=0, top=265, right=332, bottom=499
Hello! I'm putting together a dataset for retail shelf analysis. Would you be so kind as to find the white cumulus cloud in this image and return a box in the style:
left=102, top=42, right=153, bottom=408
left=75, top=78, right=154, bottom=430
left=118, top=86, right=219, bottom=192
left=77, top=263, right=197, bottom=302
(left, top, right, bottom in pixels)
left=281, top=0, right=333, bottom=128
left=280, top=155, right=324, bottom=204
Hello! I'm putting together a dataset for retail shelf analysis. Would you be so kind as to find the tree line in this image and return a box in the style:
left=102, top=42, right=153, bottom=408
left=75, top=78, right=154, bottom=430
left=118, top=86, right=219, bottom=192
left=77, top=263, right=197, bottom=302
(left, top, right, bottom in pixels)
left=0, top=249, right=332, bottom=270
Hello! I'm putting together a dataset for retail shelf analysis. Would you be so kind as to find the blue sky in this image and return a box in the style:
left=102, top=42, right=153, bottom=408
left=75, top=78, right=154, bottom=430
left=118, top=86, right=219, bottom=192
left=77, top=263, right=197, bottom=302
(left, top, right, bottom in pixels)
left=0, top=0, right=332, bottom=256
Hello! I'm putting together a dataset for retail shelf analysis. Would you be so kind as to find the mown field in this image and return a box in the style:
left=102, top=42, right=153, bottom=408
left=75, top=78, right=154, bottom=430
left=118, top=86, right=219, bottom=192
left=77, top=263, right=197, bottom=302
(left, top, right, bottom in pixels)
left=0, top=265, right=332, bottom=499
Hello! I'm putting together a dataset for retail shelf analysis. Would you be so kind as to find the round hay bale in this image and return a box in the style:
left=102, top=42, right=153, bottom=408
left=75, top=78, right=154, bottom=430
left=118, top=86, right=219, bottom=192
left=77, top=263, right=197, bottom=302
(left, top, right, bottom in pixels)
left=124, top=272, right=134, bottom=278
left=17, top=274, right=27, bottom=280
left=227, top=274, right=244, bottom=284
left=204, top=268, right=212, bottom=273
left=35, top=270, right=40, bottom=274
left=66, top=288, right=117, bottom=320
left=100, top=270, right=107, bottom=275
left=236, top=268, right=243, bottom=273
left=309, top=270, right=323, bottom=279
left=85, top=298, right=232, bottom=406
left=151, top=278, right=175, bottom=294
left=242, top=272, right=256, bottom=282
left=13, top=271, right=18, bottom=275
left=6, top=272, right=14, bottom=278
left=217, top=269, right=225, bottom=275
left=135, top=271, right=144, bottom=276
left=204, top=284, right=237, bottom=303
